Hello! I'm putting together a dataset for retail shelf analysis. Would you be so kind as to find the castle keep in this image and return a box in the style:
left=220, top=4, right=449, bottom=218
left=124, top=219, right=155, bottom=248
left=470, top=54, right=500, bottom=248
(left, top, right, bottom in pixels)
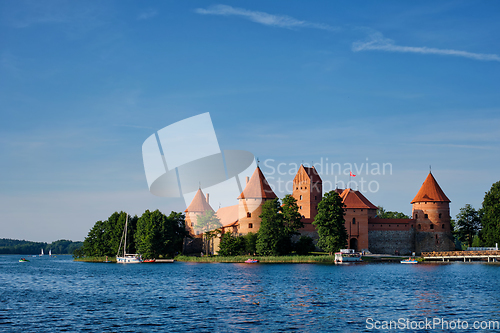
left=185, top=165, right=455, bottom=255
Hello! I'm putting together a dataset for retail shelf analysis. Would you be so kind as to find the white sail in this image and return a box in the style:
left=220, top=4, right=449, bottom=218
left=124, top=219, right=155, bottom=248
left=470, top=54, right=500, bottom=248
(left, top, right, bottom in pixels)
left=49, top=249, right=52, bottom=256
left=40, top=249, right=44, bottom=256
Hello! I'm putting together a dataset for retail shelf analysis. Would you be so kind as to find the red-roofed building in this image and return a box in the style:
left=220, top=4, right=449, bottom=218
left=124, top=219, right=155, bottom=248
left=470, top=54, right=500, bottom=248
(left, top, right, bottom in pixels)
left=184, top=188, right=214, bottom=236
left=237, top=166, right=278, bottom=234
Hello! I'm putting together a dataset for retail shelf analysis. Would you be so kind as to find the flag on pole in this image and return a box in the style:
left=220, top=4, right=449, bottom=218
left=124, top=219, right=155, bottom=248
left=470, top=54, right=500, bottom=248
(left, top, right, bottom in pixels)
left=350, top=171, right=356, bottom=177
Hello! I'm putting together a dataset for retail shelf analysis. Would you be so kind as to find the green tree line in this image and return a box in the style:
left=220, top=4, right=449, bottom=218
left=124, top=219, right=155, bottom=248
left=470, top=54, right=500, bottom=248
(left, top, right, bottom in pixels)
left=0, top=239, right=82, bottom=255
left=454, top=180, right=500, bottom=248
left=75, top=210, right=188, bottom=259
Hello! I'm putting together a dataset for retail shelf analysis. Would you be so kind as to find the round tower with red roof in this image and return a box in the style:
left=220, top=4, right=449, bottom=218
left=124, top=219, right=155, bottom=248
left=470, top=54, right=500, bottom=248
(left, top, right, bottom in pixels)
left=411, top=172, right=455, bottom=253
left=237, top=166, right=277, bottom=234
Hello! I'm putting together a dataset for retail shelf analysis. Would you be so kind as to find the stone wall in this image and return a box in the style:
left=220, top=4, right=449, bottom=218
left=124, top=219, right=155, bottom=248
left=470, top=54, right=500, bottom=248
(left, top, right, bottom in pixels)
left=368, top=229, right=416, bottom=255
left=415, top=231, right=455, bottom=255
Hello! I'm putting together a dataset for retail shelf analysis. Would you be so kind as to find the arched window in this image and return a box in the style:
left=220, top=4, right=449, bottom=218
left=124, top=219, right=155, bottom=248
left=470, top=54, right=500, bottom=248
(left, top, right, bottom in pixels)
left=247, top=212, right=251, bottom=218
left=439, top=213, right=442, bottom=218
left=249, top=223, right=253, bottom=229
left=424, top=214, right=428, bottom=218
left=300, top=206, right=302, bottom=210
left=415, top=213, right=418, bottom=219
left=300, top=195, right=302, bottom=200
left=352, top=218, right=356, bottom=225
left=442, top=224, right=445, bottom=229
left=430, top=224, right=434, bottom=230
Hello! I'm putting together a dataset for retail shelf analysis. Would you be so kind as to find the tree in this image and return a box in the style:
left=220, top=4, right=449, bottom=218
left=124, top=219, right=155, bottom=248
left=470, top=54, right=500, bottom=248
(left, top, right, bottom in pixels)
left=479, top=181, right=500, bottom=246
left=282, top=195, right=304, bottom=236
left=376, top=206, right=410, bottom=219
left=455, top=204, right=481, bottom=248
left=295, top=235, right=315, bottom=255
left=135, top=210, right=165, bottom=259
left=195, top=210, right=222, bottom=255
left=218, top=232, right=244, bottom=256
left=313, top=191, right=348, bottom=255
left=243, top=232, right=257, bottom=255
left=256, top=198, right=286, bottom=256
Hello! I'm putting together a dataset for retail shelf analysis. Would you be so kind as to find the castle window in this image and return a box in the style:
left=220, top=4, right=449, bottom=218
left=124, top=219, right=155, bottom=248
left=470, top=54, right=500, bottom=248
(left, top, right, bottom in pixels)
left=430, top=224, right=434, bottom=230
left=418, top=224, right=421, bottom=230
left=300, top=206, right=302, bottom=210
left=300, top=195, right=302, bottom=200
left=389, top=225, right=391, bottom=227
left=305, top=187, right=307, bottom=189
left=249, top=223, right=253, bottom=229
left=415, top=214, right=418, bottom=219
left=247, top=212, right=251, bottom=218
left=397, top=225, right=399, bottom=227
left=424, top=214, right=428, bottom=219
left=435, top=234, right=438, bottom=239
left=300, top=187, right=302, bottom=189
left=411, top=225, right=414, bottom=229
left=442, top=224, right=445, bottom=229
left=352, top=218, right=356, bottom=224
left=439, top=213, right=442, bottom=218
left=315, top=196, right=317, bottom=200
left=296, top=187, right=298, bottom=190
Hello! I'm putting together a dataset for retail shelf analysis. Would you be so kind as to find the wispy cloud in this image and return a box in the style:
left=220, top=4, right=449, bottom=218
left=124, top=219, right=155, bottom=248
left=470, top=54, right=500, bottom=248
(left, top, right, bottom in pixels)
left=353, top=32, right=500, bottom=62
left=137, top=8, right=158, bottom=20
left=195, top=4, right=339, bottom=32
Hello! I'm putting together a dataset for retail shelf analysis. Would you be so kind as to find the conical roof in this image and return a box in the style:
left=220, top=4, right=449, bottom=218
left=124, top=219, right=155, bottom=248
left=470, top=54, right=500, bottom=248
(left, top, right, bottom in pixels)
left=185, top=188, right=214, bottom=213
left=238, top=166, right=277, bottom=199
left=411, top=172, right=450, bottom=204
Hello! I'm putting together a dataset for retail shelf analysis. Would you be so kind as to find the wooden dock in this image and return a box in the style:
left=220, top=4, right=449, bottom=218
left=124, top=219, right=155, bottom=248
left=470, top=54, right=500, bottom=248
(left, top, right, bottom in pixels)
left=155, top=259, right=175, bottom=263
left=422, top=250, right=500, bottom=262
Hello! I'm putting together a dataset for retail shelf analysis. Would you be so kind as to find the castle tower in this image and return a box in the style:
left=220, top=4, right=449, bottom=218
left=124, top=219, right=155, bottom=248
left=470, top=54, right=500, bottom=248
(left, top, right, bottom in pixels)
left=237, top=166, right=277, bottom=234
left=292, top=165, right=322, bottom=221
left=185, top=188, right=214, bottom=236
left=411, top=172, right=455, bottom=253
left=340, top=189, right=377, bottom=251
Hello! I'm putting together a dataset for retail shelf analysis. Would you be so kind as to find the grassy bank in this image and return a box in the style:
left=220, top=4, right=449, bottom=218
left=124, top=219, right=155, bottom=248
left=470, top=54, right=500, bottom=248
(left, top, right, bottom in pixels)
left=174, top=254, right=337, bottom=263
left=74, top=256, right=115, bottom=263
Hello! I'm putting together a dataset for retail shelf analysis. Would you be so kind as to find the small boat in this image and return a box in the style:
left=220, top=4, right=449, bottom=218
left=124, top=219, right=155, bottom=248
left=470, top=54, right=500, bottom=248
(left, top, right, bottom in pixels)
left=401, top=258, right=418, bottom=264
left=39, top=249, right=44, bottom=257
left=245, top=259, right=259, bottom=263
left=49, top=249, right=52, bottom=257
left=335, top=249, right=362, bottom=263
left=19, top=258, right=29, bottom=262
left=143, top=259, right=156, bottom=263
left=116, top=214, right=142, bottom=264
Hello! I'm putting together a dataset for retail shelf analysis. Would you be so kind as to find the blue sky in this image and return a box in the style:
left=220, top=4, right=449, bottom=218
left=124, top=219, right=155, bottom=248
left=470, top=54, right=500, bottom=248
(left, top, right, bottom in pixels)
left=1, top=1, right=499, bottom=242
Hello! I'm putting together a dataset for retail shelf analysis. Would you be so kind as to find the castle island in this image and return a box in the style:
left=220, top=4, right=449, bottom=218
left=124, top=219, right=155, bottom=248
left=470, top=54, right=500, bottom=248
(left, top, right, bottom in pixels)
left=184, top=165, right=455, bottom=255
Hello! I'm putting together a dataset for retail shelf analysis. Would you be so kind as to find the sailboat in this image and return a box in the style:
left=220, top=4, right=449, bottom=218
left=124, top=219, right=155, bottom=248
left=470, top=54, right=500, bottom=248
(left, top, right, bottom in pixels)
left=49, top=249, right=52, bottom=257
left=116, top=214, right=142, bottom=263
left=39, top=249, right=44, bottom=257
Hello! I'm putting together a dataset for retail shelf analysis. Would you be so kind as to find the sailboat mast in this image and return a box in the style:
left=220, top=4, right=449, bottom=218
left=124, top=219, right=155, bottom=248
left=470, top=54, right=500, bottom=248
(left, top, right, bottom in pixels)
left=124, top=214, right=128, bottom=256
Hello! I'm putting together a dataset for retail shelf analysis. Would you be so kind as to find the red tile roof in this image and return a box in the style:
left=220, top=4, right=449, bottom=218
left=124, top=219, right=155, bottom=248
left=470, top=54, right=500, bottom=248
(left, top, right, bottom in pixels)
left=368, top=218, right=414, bottom=224
left=339, top=188, right=378, bottom=209
left=216, top=204, right=239, bottom=227
left=411, top=172, right=450, bottom=203
left=238, top=166, right=277, bottom=199
left=185, top=188, right=214, bottom=213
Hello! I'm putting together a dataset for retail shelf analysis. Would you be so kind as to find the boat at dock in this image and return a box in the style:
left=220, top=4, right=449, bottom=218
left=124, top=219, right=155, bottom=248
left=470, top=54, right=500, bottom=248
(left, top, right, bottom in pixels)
left=335, top=249, right=362, bottom=263
left=116, top=214, right=142, bottom=264
left=400, top=258, right=418, bottom=264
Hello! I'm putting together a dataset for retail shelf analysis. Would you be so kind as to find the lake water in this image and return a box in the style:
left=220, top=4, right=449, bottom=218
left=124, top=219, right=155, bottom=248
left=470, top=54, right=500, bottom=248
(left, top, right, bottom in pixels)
left=1, top=255, right=500, bottom=332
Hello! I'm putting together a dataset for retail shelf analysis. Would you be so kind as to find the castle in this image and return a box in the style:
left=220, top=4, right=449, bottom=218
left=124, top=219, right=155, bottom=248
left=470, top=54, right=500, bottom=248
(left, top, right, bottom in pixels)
left=184, top=165, right=455, bottom=255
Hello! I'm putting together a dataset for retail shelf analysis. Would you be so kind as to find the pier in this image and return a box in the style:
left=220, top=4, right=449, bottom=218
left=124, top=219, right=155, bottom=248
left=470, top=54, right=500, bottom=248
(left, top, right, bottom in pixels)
left=422, top=250, right=500, bottom=262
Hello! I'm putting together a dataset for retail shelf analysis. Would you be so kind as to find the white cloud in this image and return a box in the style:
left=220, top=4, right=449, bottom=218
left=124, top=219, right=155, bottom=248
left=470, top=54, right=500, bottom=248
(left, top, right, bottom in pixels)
left=137, top=8, right=158, bottom=20
left=353, top=32, right=500, bottom=62
left=195, top=4, right=338, bottom=32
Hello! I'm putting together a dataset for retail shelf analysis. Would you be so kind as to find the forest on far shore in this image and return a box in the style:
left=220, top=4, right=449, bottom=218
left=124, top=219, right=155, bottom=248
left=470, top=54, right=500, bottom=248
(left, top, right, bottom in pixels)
left=0, top=238, right=83, bottom=255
